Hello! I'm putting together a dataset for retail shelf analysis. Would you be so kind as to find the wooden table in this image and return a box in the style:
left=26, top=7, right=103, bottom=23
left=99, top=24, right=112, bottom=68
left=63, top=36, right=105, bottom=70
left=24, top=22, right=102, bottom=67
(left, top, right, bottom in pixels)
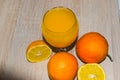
left=0, top=0, right=120, bottom=80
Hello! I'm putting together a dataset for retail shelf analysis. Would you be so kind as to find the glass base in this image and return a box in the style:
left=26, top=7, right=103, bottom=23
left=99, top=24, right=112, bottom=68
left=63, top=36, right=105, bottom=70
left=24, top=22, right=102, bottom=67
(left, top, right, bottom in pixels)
left=42, top=36, right=78, bottom=52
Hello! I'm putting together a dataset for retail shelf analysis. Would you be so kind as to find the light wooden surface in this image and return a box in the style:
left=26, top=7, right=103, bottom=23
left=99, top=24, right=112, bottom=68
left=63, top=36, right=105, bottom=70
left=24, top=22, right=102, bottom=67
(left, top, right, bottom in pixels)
left=0, top=0, right=120, bottom=80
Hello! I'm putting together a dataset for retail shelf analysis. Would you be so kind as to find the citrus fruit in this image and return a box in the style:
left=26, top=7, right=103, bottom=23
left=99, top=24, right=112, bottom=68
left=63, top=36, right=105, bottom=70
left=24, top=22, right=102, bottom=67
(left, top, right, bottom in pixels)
left=47, top=52, right=78, bottom=80
left=26, top=40, right=52, bottom=62
left=76, top=32, right=108, bottom=63
left=77, top=63, right=106, bottom=80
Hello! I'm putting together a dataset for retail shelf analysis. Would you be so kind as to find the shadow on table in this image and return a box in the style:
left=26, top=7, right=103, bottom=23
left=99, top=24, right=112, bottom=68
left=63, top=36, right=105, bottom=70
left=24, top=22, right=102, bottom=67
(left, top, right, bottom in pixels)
left=0, top=70, right=25, bottom=80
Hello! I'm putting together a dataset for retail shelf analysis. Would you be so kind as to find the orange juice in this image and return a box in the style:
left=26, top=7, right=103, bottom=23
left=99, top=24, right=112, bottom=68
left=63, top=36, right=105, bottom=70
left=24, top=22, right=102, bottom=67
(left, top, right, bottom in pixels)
left=42, top=7, right=79, bottom=48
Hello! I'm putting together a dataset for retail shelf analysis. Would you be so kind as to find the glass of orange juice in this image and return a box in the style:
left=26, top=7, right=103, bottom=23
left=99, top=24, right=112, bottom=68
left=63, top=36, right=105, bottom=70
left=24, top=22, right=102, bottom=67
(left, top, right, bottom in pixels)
left=42, top=7, right=79, bottom=51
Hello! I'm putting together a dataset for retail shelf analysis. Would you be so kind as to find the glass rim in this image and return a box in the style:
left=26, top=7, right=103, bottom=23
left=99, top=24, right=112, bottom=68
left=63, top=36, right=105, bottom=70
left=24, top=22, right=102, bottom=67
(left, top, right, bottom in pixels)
left=42, top=6, right=78, bottom=33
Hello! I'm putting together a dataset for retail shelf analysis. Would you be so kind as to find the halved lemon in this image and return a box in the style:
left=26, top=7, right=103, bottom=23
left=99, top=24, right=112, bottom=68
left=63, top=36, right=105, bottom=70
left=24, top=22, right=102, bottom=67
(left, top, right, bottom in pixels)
left=78, top=63, right=106, bottom=80
left=26, top=40, right=52, bottom=62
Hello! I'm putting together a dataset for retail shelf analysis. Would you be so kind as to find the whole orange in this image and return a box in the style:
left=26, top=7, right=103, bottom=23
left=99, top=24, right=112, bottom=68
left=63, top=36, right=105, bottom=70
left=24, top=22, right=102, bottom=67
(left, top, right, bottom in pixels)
left=76, top=32, right=108, bottom=63
left=47, top=52, right=78, bottom=80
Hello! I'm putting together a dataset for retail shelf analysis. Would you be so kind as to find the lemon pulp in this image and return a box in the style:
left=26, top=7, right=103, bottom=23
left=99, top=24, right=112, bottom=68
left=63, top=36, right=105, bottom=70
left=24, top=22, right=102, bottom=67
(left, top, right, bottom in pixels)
left=78, top=63, right=106, bottom=80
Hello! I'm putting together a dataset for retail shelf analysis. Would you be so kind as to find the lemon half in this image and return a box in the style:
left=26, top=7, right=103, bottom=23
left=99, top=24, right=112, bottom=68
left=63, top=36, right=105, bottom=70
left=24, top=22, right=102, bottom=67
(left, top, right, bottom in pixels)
left=78, top=63, right=106, bottom=80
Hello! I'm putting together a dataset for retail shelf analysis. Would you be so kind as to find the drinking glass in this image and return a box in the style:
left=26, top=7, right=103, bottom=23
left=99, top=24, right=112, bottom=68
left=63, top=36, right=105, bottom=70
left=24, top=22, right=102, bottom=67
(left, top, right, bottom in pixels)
left=42, top=7, right=79, bottom=51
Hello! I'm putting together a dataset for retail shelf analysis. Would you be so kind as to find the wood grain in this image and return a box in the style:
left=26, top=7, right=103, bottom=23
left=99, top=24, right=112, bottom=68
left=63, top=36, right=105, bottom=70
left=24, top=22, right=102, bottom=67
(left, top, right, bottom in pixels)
left=0, top=0, right=120, bottom=80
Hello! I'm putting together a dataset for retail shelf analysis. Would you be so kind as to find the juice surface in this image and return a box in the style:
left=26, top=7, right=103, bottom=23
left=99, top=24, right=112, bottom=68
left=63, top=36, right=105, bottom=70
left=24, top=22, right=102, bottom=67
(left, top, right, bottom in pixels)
left=44, top=8, right=75, bottom=32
